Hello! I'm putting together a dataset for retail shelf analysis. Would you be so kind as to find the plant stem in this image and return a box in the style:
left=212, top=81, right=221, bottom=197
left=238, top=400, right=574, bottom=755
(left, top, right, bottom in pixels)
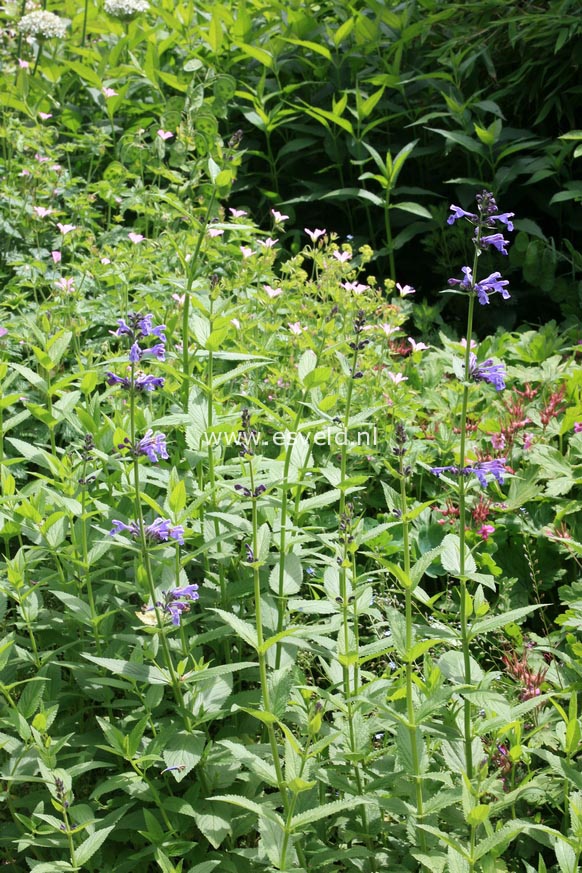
left=400, top=452, right=426, bottom=849
left=181, top=190, right=216, bottom=412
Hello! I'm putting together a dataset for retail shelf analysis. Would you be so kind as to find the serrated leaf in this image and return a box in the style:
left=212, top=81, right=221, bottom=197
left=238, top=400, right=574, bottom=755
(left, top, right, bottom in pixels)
left=74, top=826, right=115, bottom=867
left=82, top=655, right=170, bottom=685
left=441, top=533, right=476, bottom=576
left=210, top=609, right=258, bottom=649
left=162, top=731, right=205, bottom=782
left=290, top=798, right=372, bottom=831
left=269, top=553, right=302, bottom=596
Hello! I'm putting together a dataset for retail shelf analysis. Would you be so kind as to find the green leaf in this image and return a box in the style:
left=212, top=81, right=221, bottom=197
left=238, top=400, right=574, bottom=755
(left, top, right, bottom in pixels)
left=74, top=826, right=115, bottom=867
left=210, top=608, right=258, bottom=649
left=235, top=43, right=274, bottom=69
left=162, top=731, right=205, bottom=782
left=212, top=794, right=282, bottom=824
left=82, top=655, right=170, bottom=685
left=391, top=201, right=432, bottom=219
left=469, top=605, right=539, bottom=639
left=269, top=553, right=302, bottom=596
left=290, top=798, right=372, bottom=831
left=193, top=801, right=231, bottom=849
left=441, top=533, right=476, bottom=576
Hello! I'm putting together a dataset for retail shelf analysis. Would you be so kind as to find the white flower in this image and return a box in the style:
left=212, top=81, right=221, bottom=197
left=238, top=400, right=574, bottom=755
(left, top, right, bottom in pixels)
left=18, top=10, right=68, bottom=39
left=104, top=0, right=149, bottom=19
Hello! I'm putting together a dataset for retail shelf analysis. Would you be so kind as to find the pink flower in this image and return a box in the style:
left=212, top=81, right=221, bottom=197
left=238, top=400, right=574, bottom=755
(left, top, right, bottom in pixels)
left=231, top=318, right=241, bottom=329
left=240, top=246, right=254, bottom=258
left=157, top=129, right=173, bottom=140
left=342, top=281, right=369, bottom=295
left=478, top=524, right=495, bottom=541
left=333, top=250, right=351, bottom=263
left=208, top=227, right=224, bottom=237
left=55, top=278, right=75, bottom=293
left=101, top=257, right=111, bottom=264
left=51, top=250, right=62, bottom=263
left=0, top=327, right=7, bottom=338
left=396, top=282, right=415, bottom=296
left=172, top=293, right=186, bottom=306
left=50, top=164, right=62, bottom=172
left=381, top=324, right=399, bottom=337
left=128, top=232, right=144, bottom=244
left=102, top=87, right=118, bottom=98
left=491, top=433, right=506, bottom=450
left=57, top=223, right=76, bottom=235
left=387, top=372, right=407, bottom=384
left=264, top=284, right=282, bottom=299
left=229, top=208, right=247, bottom=218
left=20, top=169, right=31, bottom=177
left=35, top=154, right=50, bottom=163
left=288, top=322, right=304, bottom=335
left=33, top=206, right=53, bottom=218
left=408, top=337, right=428, bottom=352
left=523, top=433, right=534, bottom=450
left=574, top=423, right=582, bottom=433
left=305, top=228, right=326, bottom=243
left=39, top=112, right=52, bottom=120
left=460, top=338, right=478, bottom=349
left=257, top=237, right=278, bottom=248
left=18, top=58, right=30, bottom=69
left=272, top=209, right=289, bottom=223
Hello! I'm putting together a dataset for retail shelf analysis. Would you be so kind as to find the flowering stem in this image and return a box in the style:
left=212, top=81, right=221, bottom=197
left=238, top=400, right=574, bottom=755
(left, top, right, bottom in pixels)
left=337, top=332, right=373, bottom=857
left=181, top=190, right=216, bottom=413
left=383, top=193, right=396, bottom=281
left=128, top=370, right=190, bottom=730
left=399, top=447, right=426, bottom=850
left=248, top=464, right=289, bottom=815
left=458, top=257, right=478, bottom=781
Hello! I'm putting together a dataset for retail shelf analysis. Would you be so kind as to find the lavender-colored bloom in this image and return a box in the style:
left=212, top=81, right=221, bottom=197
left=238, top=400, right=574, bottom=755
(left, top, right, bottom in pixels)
left=447, top=204, right=478, bottom=225
left=114, top=319, right=132, bottom=337
left=110, top=519, right=140, bottom=537
left=480, top=233, right=509, bottom=255
left=106, top=372, right=130, bottom=388
left=469, top=354, right=506, bottom=391
left=475, top=272, right=510, bottom=305
left=491, top=212, right=515, bottom=232
left=137, top=430, right=168, bottom=463
left=141, top=342, right=166, bottom=361
left=166, top=601, right=190, bottom=625
left=470, top=459, right=506, bottom=488
left=146, top=518, right=184, bottom=544
left=110, top=516, right=184, bottom=544
left=138, top=314, right=166, bottom=342
left=171, top=584, right=199, bottom=600
left=431, top=459, right=506, bottom=488
left=129, top=342, right=142, bottom=363
left=448, top=265, right=474, bottom=291
left=135, top=374, right=165, bottom=391
left=430, top=465, right=462, bottom=478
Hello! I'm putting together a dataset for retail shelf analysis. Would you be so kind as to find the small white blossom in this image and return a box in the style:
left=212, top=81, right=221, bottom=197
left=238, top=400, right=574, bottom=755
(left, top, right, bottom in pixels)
left=18, top=10, right=68, bottom=39
left=104, top=0, right=149, bottom=19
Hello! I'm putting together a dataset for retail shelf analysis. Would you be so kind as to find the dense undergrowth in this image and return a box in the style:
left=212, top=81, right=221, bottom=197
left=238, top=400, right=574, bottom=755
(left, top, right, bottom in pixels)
left=1, top=2, right=582, bottom=872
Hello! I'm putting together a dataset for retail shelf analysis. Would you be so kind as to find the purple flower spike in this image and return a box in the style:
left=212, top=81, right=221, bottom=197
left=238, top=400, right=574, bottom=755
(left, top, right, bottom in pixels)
left=448, top=205, right=478, bottom=225
left=474, top=272, right=510, bottom=306
left=138, top=313, right=166, bottom=342
left=134, top=374, right=165, bottom=391
left=481, top=233, right=509, bottom=255
left=142, top=343, right=166, bottom=361
left=492, top=212, right=515, bottom=232
left=448, top=266, right=474, bottom=291
left=470, top=459, right=507, bottom=488
left=469, top=354, right=506, bottom=391
left=110, top=519, right=140, bottom=537
left=110, top=516, right=184, bottom=545
left=137, top=430, right=169, bottom=463
left=430, top=465, right=462, bottom=478
left=129, top=342, right=142, bottom=363
left=171, top=584, right=199, bottom=600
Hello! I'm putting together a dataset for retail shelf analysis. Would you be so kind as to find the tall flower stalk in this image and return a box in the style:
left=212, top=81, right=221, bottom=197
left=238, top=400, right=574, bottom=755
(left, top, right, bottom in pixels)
left=445, top=192, right=514, bottom=781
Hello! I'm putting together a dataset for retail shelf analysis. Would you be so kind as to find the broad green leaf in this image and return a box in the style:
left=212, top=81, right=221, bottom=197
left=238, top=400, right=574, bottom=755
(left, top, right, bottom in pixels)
left=441, top=533, right=476, bottom=576
left=290, top=798, right=373, bottom=831
left=210, top=608, right=258, bottom=649
left=162, top=731, right=205, bottom=782
left=269, top=553, right=302, bottom=596
left=82, top=655, right=170, bottom=685
left=74, top=826, right=115, bottom=867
